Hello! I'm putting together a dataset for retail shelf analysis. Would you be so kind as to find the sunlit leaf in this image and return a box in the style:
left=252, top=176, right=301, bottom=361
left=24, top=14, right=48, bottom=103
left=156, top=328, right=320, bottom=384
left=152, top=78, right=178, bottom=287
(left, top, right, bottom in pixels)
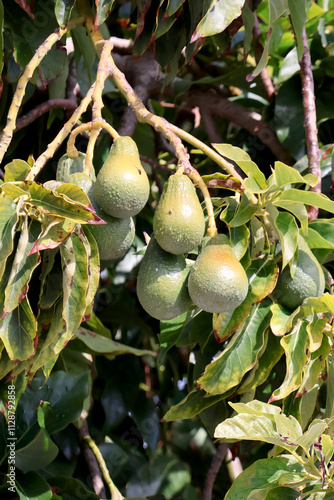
left=274, top=189, right=334, bottom=214
left=272, top=200, right=308, bottom=236
left=269, top=320, right=309, bottom=402
left=4, top=159, right=31, bottom=181
left=274, top=161, right=318, bottom=188
left=325, top=352, right=334, bottom=418
left=191, top=0, right=245, bottom=40
left=250, top=216, right=269, bottom=259
left=306, top=316, right=327, bottom=353
left=223, top=457, right=303, bottom=500
left=198, top=300, right=271, bottom=395
left=163, top=389, right=226, bottom=422
left=81, top=226, right=100, bottom=319
left=229, top=224, right=250, bottom=260
left=202, top=172, right=242, bottom=191
left=296, top=421, right=328, bottom=454
left=228, top=193, right=260, bottom=227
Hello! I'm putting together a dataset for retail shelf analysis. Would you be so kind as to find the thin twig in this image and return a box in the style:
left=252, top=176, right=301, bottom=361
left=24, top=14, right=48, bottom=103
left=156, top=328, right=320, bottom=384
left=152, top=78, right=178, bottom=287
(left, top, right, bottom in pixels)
left=299, top=26, right=321, bottom=220
left=79, top=420, right=123, bottom=500
left=203, top=444, right=228, bottom=500
left=78, top=420, right=107, bottom=498
left=15, top=99, right=77, bottom=131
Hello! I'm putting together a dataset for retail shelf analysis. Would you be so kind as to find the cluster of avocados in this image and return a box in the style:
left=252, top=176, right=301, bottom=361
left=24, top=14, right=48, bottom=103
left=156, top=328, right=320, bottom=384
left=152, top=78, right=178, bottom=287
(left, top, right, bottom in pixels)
left=57, top=133, right=325, bottom=321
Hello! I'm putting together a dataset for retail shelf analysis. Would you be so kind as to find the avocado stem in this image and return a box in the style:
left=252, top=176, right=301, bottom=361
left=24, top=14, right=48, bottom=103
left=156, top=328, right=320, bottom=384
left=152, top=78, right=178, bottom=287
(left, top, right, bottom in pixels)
left=187, top=170, right=218, bottom=237
left=0, top=16, right=84, bottom=168
left=66, top=121, right=120, bottom=175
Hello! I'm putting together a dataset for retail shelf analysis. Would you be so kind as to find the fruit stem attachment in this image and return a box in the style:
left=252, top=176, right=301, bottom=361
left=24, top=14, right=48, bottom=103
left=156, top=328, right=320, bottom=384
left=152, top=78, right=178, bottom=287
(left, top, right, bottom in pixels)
left=66, top=121, right=119, bottom=174
left=86, top=39, right=114, bottom=175
left=0, top=17, right=83, bottom=166
left=188, top=170, right=218, bottom=237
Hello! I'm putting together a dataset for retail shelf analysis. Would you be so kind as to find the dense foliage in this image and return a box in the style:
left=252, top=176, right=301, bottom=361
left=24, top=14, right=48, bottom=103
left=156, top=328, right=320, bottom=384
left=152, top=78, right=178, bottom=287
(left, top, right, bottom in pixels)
left=0, top=0, right=334, bottom=499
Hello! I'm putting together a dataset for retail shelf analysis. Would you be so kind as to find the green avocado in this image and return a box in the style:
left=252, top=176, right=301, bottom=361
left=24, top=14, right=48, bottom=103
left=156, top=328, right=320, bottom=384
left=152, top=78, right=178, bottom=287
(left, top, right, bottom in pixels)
left=137, top=236, right=193, bottom=320
left=56, top=152, right=96, bottom=190
left=93, top=136, right=150, bottom=218
left=272, top=235, right=325, bottom=310
left=153, top=172, right=205, bottom=255
left=188, top=234, right=249, bottom=314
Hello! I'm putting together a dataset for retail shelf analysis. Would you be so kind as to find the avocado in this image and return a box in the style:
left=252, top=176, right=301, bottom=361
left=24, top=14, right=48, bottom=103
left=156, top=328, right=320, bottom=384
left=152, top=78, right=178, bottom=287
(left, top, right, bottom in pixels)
left=188, top=234, right=249, bottom=314
left=153, top=172, right=205, bottom=255
left=137, top=236, right=193, bottom=320
left=93, top=136, right=150, bottom=218
left=273, top=235, right=325, bottom=310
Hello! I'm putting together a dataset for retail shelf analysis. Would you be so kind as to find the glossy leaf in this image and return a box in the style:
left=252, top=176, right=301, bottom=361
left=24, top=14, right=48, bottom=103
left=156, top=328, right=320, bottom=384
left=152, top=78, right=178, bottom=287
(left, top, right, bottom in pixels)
left=192, top=0, right=245, bottom=41
left=25, top=182, right=102, bottom=224
left=267, top=203, right=299, bottom=270
left=0, top=194, right=18, bottom=282
left=223, top=457, right=303, bottom=500
left=55, top=0, right=75, bottom=27
left=272, top=200, right=309, bottom=236
left=75, top=327, right=156, bottom=358
left=2, top=218, right=40, bottom=317
left=158, top=312, right=188, bottom=353
left=15, top=427, right=58, bottom=471
left=60, top=231, right=89, bottom=338
left=251, top=216, right=269, bottom=259
left=166, top=0, right=185, bottom=16
left=0, top=298, right=37, bottom=362
left=81, top=226, right=100, bottom=319
left=274, top=161, right=318, bottom=188
left=288, top=0, right=308, bottom=60
left=306, top=316, right=327, bottom=353
left=198, top=299, right=272, bottom=395
left=15, top=470, right=52, bottom=500
left=229, top=224, right=250, bottom=260
left=274, top=189, right=334, bottom=214
left=228, top=193, right=260, bottom=227
left=4, top=159, right=31, bottom=181
left=264, top=487, right=300, bottom=499
left=269, top=320, right=309, bottom=402
left=296, top=420, right=328, bottom=454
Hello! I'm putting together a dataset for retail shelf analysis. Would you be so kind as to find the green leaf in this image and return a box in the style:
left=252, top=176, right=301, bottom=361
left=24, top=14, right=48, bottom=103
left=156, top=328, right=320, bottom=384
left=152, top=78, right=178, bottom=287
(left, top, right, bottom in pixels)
left=47, top=477, right=99, bottom=500
left=267, top=203, right=299, bottom=270
left=250, top=216, right=269, bottom=259
left=274, top=161, right=318, bottom=188
left=25, top=182, right=102, bottom=224
left=4, top=159, right=31, bottom=181
left=264, top=486, right=300, bottom=499
left=325, top=352, right=334, bottom=418
left=192, top=0, right=245, bottom=40
left=272, top=200, right=308, bottom=236
left=288, top=0, right=308, bottom=60
left=198, top=300, right=272, bottom=395
left=213, top=143, right=267, bottom=189
left=0, top=194, right=18, bottom=282
left=55, top=0, right=76, bottom=27
left=0, top=298, right=37, bottom=362
left=95, top=0, right=117, bottom=29
left=2, top=218, right=40, bottom=316
left=15, top=427, right=58, bottom=471
left=38, top=249, right=62, bottom=310
left=274, top=189, right=334, bottom=214
left=223, top=457, right=303, bottom=499
left=163, top=389, right=227, bottom=422
left=166, top=0, right=184, bottom=16
left=60, top=230, right=89, bottom=338
left=15, top=470, right=52, bottom=500
left=158, top=312, right=188, bottom=353
left=296, top=421, right=328, bottom=454
left=242, top=2, right=255, bottom=54
left=75, top=327, right=156, bottom=358
left=306, top=316, right=328, bottom=353
left=81, top=226, right=100, bottom=319
left=269, top=320, right=309, bottom=402
left=4, top=0, right=67, bottom=88
left=306, top=227, right=334, bottom=251
left=228, top=193, right=260, bottom=227
left=229, top=224, right=250, bottom=260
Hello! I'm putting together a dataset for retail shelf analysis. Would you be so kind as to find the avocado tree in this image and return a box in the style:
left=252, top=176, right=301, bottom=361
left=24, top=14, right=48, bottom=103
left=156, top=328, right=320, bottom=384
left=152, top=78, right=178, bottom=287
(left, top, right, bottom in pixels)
left=0, top=0, right=334, bottom=499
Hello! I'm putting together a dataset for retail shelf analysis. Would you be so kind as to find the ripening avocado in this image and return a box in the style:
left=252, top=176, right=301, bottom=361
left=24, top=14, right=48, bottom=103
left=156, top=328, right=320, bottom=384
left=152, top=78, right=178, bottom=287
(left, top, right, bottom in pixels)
left=188, top=234, right=249, bottom=314
left=272, top=235, right=325, bottom=310
left=153, top=172, right=205, bottom=255
left=89, top=205, right=135, bottom=261
left=93, top=136, right=150, bottom=218
left=137, top=236, right=193, bottom=320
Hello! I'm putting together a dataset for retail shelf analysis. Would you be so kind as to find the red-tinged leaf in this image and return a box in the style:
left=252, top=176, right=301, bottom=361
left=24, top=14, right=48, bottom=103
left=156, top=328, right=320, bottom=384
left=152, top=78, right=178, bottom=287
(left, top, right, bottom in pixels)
left=14, top=0, right=35, bottom=18
left=135, top=0, right=152, bottom=40
left=2, top=218, right=40, bottom=318
left=94, top=0, right=116, bottom=29
left=38, top=249, right=63, bottom=311
left=191, top=0, right=245, bottom=42
left=0, top=194, right=19, bottom=282
left=25, top=182, right=104, bottom=224
left=202, top=173, right=243, bottom=192
left=30, top=218, right=76, bottom=254
left=0, top=297, right=37, bottom=362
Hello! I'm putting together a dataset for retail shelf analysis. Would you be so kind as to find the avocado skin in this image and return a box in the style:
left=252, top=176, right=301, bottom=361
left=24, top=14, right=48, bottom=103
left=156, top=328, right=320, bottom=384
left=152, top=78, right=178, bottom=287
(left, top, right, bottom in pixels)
left=89, top=206, right=135, bottom=261
left=153, top=172, right=205, bottom=255
left=93, top=136, right=150, bottom=218
left=137, top=236, right=193, bottom=320
left=188, top=236, right=249, bottom=314
left=273, top=235, right=325, bottom=310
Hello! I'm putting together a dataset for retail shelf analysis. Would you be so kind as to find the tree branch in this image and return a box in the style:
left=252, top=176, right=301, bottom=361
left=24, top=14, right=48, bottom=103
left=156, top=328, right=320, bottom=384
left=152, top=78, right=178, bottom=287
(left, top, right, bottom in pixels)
left=78, top=420, right=107, bottom=498
left=15, top=99, right=77, bottom=131
left=299, top=26, right=321, bottom=220
left=203, top=444, right=228, bottom=500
